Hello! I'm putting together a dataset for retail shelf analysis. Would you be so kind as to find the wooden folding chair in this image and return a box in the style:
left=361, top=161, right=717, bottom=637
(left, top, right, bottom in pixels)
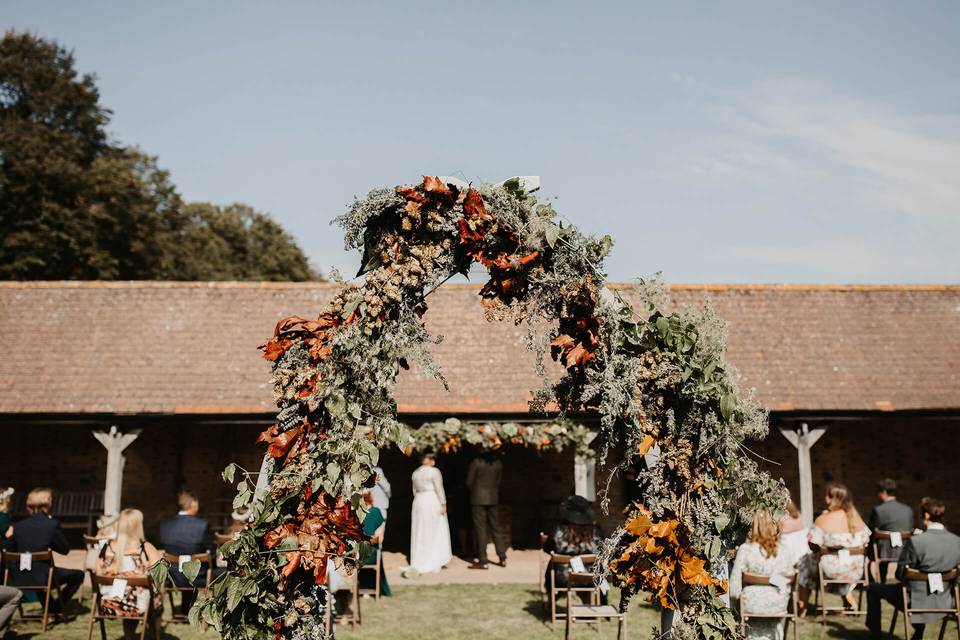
left=888, top=567, right=960, bottom=640
left=871, top=530, right=913, bottom=583
left=1, top=549, right=66, bottom=632
left=547, top=554, right=600, bottom=626
left=87, top=574, right=159, bottom=640
left=323, top=572, right=360, bottom=634
left=213, top=532, right=234, bottom=547
left=818, top=546, right=868, bottom=622
left=161, top=552, right=212, bottom=623
left=739, top=572, right=799, bottom=640
left=357, top=540, right=384, bottom=601
left=564, top=572, right=625, bottom=639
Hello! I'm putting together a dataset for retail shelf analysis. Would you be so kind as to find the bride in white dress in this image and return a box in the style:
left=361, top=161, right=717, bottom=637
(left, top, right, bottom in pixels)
left=409, top=453, right=452, bottom=573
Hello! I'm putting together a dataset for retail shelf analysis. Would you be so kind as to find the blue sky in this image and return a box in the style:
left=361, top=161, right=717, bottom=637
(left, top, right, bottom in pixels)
left=6, top=2, right=959, bottom=283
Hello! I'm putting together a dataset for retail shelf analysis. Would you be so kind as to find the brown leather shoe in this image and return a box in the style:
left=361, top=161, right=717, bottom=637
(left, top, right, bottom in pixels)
left=467, top=562, right=489, bottom=570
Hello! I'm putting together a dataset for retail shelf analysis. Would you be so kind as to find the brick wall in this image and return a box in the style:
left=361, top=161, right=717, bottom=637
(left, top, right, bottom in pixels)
left=756, top=415, right=960, bottom=531
left=1, top=414, right=956, bottom=548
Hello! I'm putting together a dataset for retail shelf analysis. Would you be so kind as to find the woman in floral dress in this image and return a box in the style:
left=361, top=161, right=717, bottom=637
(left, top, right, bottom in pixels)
left=730, top=508, right=797, bottom=640
left=797, top=483, right=871, bottom=613
left=96, top=508, right=163, bottom=640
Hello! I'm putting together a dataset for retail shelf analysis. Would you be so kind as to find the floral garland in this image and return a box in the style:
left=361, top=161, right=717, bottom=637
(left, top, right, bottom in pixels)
left=403, top=418, right=595, bottom=459
left=196, top=176, right=784, bottom=640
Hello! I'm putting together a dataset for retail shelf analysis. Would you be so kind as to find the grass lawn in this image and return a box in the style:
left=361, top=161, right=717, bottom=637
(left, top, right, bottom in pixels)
left=11, top=584, right=946, bottom=639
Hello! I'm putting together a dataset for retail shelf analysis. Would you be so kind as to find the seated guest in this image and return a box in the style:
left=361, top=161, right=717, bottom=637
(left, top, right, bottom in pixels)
left=329, top=489, right=391, bottom=617
left=0, top=488, right=13, bottom=539
left=730, top=508, right=796, bottom=640
left=542, top=495, right=602, bottom=592
left=358, top=489, right=391, bottom=597
left=95, top=508, right=162, bottom=640
left=779, top=496, right=809, bottom=566
left=867, top=497, right=960, bottom=640
left=0, top=586, right=21, bottom=639
left=797, top=483, right=871, bottom=613
left=8, top=487, right=84, bottom=613
left=869, top=478, right=915, bottom=581
left=226, top=507, right=249, bottom=536
left=158, top=490, right=216, bottom=613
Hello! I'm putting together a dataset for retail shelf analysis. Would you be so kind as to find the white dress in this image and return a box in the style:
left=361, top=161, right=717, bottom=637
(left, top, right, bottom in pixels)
left=409, top=465, right=452, bottom=573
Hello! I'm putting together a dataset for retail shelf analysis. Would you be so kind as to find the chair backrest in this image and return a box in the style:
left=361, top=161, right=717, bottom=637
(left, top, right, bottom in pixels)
left=163, top=552, right=209, bottom=565
left=822, top=546, right=866, bottom=556
left=874, top=530, right=913, bottom=541
left=742, top=572, right=797, bottom=587
left=901, top=567, right=960, bottom=583
left=549, top=553, right=597, bottom=566
left=2, top=550, right=54, bottom=564
left=91, top=573, right=152, bottom=589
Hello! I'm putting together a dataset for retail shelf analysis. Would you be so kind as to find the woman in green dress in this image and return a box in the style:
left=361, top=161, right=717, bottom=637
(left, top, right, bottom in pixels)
left=360, top=492, right=392, bottom=597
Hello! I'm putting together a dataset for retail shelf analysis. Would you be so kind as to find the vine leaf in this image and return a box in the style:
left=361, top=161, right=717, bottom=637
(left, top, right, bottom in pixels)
left=182, top=560, right=202, bottom=585
left=148, top=558, right=169, bottom=589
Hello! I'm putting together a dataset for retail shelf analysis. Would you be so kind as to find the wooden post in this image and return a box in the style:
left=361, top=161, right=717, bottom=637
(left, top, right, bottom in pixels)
left=93, top=426, right=141, bottom=517
left=779, top=422, right=826, bottom=526
left=573, top=454, right=596, bottom=501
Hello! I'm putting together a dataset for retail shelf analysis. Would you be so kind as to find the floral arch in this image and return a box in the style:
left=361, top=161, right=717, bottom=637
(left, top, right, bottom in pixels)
left=195, top=176, right=783, bottom=639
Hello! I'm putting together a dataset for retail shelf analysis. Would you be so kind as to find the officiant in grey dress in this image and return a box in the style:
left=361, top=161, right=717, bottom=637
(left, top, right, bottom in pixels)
left=466, top=451, right=506, bottom=569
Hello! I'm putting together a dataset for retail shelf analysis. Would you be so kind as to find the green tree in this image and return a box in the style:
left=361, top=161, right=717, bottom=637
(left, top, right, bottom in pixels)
left=179, top=203, right=319, bottom=281
left=0, top=31, right=319, bottom=281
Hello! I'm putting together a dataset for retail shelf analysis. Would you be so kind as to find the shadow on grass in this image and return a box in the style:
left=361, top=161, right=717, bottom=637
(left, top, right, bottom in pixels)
left=521, top=589, right=552, bottom=627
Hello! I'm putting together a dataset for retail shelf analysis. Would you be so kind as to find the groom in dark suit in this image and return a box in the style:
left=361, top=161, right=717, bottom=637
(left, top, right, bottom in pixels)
left=466, top=451, right=506, bottom=569
left=866, top=497, right=960, bottom=639
left=869, top=478, right=915, bottom=580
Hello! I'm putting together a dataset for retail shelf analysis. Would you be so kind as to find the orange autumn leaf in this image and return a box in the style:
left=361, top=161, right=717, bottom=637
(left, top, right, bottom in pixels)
left=313, top=555, right=328, bottom=585
left=624, top=510, right=653, bottom=537
left=637, top=434, right=656, bottom=456
left=256, top=424, right=278, bottom=445
left=462, top=188, right=488, bottom=220
left=264, top=524, right=295, bottom=549
left=261, top=338, right=291, bottom=362
left=281, top=551, right=301, bottom=578
left=565, top=343, right=594, bottom=366
left=679, top=551, right=715, bottom=586
left=422, top=175, right=450, bottom=196
left=649, top=519, right=678, bottom=542
left=267, top=425, right=303, bottom=459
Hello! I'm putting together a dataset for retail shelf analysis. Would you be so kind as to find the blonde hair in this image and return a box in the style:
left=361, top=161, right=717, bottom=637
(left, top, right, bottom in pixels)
left=26, top=488, right=52, bottom=514
left=0, top=488, right=13, bottom=513
left=749, top=508, right=782, bottom=558
left=110, top=508, right=145, bottom=572
left=825, top=482, right=860, bottom=533
left=785, top=498, right=800, bottom=520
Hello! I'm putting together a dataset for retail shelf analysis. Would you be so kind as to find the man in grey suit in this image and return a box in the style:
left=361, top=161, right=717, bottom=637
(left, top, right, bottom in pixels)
left=870, top=478, right=916, bottom=581
left=866, top=497, right=960, bottom=639
left=466, top=451, right=506, bottom=569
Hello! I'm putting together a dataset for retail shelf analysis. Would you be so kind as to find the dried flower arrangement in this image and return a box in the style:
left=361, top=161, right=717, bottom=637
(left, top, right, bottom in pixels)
left=189, top=176, right=784, bottom=639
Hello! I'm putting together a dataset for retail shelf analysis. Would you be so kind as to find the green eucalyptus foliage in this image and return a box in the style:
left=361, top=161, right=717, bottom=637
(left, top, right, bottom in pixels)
left=208, top=178, right=782, bottom=639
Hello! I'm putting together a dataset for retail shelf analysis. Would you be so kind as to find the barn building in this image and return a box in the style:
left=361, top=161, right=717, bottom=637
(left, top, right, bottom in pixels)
left=1, top=281, right=957, bottom=550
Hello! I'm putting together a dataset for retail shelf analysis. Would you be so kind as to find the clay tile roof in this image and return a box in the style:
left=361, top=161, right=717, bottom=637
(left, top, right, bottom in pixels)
left=1, top=281, right=958, bottom=415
